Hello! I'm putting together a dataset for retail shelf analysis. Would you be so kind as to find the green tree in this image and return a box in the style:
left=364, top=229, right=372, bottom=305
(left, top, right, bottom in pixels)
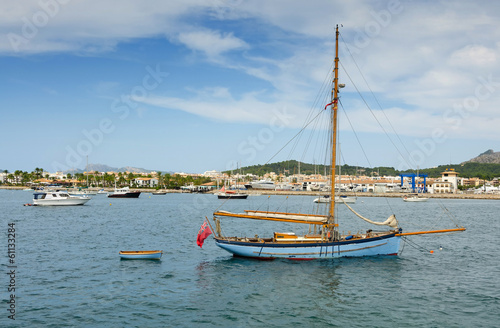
left=14, top=170, right=22, bottom=185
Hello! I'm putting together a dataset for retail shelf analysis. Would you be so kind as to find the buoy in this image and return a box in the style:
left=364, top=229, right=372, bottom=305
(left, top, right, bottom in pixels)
left=430, top=250, right=434, bottom=254
left=439, top=246, right=443, bottom=250
left=109, top=203, right=112, bottom=206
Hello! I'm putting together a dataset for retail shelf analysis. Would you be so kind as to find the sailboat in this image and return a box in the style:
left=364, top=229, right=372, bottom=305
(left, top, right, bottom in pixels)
left=207, top=25, right=465, bottom=259
left=216, top=184, right=248, bottom=199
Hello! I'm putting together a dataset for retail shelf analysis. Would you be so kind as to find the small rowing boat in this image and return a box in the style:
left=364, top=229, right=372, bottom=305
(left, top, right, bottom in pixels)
left=119, top=250, right=163, bottom=260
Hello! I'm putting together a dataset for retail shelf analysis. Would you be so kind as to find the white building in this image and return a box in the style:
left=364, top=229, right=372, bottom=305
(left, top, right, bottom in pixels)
left=133, top=177, right=158, bottom=187
left=203, top=170, right=221, bottom=177
left=440, top=169, right=459, bottom=193
left=432, top=181, right=453, bottom=194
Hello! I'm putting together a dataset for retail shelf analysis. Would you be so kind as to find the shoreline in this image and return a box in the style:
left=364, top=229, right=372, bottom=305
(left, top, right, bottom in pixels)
left=2, top=186, right=499, bottom=200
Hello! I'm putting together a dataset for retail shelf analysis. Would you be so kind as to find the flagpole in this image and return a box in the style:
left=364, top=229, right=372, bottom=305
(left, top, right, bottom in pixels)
left=205, top=216, right=215, bottom=236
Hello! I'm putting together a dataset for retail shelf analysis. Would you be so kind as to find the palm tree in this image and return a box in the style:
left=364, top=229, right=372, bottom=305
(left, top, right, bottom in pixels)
left=127, top=172, right=135, bottom=186
left=22, top=171, right=31, bottom=185
left=34, top=167, right=44, bottom=180
left=14, top=170, right=22, bottom=185
left=157, top=172, right=163, bottom=189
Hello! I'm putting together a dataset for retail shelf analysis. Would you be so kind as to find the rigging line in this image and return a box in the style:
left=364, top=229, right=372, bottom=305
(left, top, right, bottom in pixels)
left=339, top=141, right=394, bottom=212
left=301, top=105, right=325, bottom=164
left=339, top=61, right=415, bottom=170
left=312, top=103, right=331, bottom=165
left=297, top=82, right=331, bottom=164
left=340, top=33, right=417, bottom=170
left=265, top=110, right=325, bottom=165
left=434, top=198, right=462, bottom=227
left=338, top=99, right=372, bottom=167
left=275, top=195, right=291, bottom=213
left=288, top=61, right=334, bottom=162
left=402, top=236, right=430, bottom=253
left=339, top=151, right=361, bottom=200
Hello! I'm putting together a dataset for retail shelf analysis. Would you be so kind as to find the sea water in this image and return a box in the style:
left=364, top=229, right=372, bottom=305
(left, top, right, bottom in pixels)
left=1, top=189, right=498, bottom=327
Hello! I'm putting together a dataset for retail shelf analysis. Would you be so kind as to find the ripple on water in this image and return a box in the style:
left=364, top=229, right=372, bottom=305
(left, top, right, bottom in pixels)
left=2, top=191, right=499, bottom=327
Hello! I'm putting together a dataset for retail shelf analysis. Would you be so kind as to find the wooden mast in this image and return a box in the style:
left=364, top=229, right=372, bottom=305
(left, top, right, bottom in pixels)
left=328, top=25, right=340, bottom=239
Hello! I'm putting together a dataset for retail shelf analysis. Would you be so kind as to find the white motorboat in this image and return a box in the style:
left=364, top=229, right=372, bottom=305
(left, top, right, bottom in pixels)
left=244, top=180, right=275, bottom=190
left=33, top=190, right=91, bottom=206
left=69, top=188, right=97, bottom=196
left=107, top=186, right=141, bottom=198
left=403, top=194, right=429, bottom=202
left=314, top=195, right=357, bottom=203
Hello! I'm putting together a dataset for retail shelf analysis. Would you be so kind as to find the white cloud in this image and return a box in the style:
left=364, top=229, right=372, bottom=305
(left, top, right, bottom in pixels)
left=2, top=0, right=500, bottom=143
left=449, top=45, right=497, bottom=67
left=177, top=29, right=248, bottom=58
left=133, top=86, right=305, bottom=126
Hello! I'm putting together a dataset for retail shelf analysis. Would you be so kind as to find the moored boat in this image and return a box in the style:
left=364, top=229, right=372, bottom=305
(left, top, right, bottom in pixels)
left=313, top=195, right=357, bottom=203
left=403, top=194, right=429, bottom=202
left=108, top=186, right=141, bottom=198
left=69, top=188, right=98, bottom=196
left=33, top=190, right=91, bottom=206
left=119, top=250, right=163, bottom=260
left=204, top=25, right=465, bottom=260
left=244, top=180, right=275, bottom=190
left=215, top=185, right=248, bottom=199
left=217, top=192, right=249, bottom=199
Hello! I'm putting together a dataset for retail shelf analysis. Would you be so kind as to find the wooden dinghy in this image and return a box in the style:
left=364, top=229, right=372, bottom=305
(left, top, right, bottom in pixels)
left=119, top=250, right=163, bottom=260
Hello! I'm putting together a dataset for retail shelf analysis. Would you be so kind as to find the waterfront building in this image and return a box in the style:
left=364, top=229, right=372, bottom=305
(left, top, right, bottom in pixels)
left=441, top=168, right=459, bottom=193
left=133, top=177, right=158, bottom=188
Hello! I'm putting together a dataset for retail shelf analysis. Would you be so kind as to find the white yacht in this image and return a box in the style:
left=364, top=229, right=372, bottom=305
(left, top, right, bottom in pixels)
left=313, top=195, right=357, bottom=204
left=244, top=180, right=276, bottom=190
left=33, top=190, right=91, bottom=206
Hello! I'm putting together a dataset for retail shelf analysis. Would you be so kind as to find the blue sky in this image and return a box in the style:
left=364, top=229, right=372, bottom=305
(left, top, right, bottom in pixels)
left=1, top=0, right=499, bottom=174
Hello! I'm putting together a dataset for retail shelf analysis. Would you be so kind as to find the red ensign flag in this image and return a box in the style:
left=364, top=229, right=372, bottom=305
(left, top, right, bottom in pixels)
left=197, top=220, right=212, bottom=248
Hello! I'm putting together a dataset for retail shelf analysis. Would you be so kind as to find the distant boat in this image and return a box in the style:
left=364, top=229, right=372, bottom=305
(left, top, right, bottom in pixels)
left=119, top=250, right=162, bottom=260
left=313, top=195, right=357, bottom=204
left=33, top=190, right=91, bottom=206
left=403, top=194, right=429, bottom=202
left=108, top=186, right=141, bottom=198
left=244, top=180, right=275, bottom=190
left=69, top=187, right=97, bottom=196
left=218, top=192, right=249, bottom=199
left=152, top=191, right=167, bottom=195
left=216, top=186, right=248, bottom=199
left=97, top=189, right=107, bottom=194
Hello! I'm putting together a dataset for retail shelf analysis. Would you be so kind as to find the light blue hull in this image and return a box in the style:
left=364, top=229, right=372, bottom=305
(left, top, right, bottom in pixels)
left=215, top=235, right=401, bottom=259
left=119, top=251, right=162, bottom=260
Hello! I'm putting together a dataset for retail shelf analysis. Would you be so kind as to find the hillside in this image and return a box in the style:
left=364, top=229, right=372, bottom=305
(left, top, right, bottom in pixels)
left=235, top=160, right=500, bottom=180
left=462, top=149, right=500, bottom=164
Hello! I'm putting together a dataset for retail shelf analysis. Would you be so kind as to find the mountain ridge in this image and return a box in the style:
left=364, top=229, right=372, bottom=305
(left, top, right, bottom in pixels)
left=461, top=149, right=500, bottom=164
left=64, top=163, right=173, bottom=174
